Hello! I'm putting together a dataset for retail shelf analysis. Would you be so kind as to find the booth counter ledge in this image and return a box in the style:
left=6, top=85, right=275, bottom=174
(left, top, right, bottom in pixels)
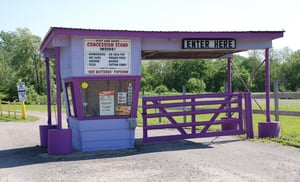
left=258, top=121, right=280, bottom=138
left=39, top=125, right=57, bottom=147
left=48, top=128, right=72, bottom=155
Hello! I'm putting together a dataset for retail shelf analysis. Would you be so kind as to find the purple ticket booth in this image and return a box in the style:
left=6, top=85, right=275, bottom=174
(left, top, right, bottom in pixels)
left=40, top=27, right=283, bottom=155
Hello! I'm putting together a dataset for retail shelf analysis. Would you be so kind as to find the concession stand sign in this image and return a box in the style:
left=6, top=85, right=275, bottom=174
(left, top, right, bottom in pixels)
left=84, top=39, right=131, bottom=75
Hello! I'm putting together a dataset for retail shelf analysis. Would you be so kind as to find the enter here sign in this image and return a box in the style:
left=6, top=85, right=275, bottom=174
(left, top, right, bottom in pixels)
left=183, top=39, right=236, bottom=49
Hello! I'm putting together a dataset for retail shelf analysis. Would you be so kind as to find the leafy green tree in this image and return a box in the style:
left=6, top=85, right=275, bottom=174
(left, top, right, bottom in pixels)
left=186, top=78, right=206, bottom=93
left=0, top=28, right=46, bottom=101
left=208, top=60, right=226, bottom=92
left=171, top=60, right=209, bottom=92
left=281, top=50, right=300, bottom=91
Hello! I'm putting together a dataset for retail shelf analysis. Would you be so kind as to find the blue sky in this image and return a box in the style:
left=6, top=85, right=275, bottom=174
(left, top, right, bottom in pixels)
left=1, top=0, right=299, bottom=51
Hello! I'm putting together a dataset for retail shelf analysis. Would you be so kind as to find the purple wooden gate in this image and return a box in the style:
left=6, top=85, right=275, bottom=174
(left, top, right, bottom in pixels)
left=142, top=92, right=254, bottom=142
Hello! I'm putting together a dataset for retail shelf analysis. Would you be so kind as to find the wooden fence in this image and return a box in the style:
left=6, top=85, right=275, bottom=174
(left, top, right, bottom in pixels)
left=0, top=99, right=27, bottom=119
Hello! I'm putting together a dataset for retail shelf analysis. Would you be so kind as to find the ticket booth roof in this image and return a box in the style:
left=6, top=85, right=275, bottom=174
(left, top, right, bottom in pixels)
left=40, top=27, right=284, bottom=59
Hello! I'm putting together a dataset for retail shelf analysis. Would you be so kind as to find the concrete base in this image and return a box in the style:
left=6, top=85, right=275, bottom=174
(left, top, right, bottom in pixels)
left=221, top=117, right=239, bottom=131
left=39, top=125, right=57, bottom=147
left=48, top=129, right=72, bottom=155
left=258, top=121, right=280, bottom=138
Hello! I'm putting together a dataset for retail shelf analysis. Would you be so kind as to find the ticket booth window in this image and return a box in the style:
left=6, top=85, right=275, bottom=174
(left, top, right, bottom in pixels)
left=80, top=79, right=135, bottom=118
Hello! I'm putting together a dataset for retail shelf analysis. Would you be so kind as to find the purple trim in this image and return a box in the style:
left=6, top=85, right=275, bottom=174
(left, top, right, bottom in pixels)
left=64, top=76, right=141, bottom=81
left=39, top=125, right=57, bottom=147
left=142, top=92, right=245, bottom=142
left=143, top=92, right=241, bottom=101
left=131, top=77, right=141, bottom=118
left=45, top=57, right=52, bottom=125
left=64, top=76, right=141, bottom=120
left=145, top=118, right=239, bottom=130
left=191, top=98, right=196, bottom=134
left=258, top=122, right=280, bottom=138
left=48, top=129, right=72, bottom=155
left=55, top=47, right=62, bottom=129
left=244, top=92, right=254, bottom=138
left=70, top=82, right=78, bottom=117
left=142, top=98, right=148, bottom=140
left=227, top=57, right=232, bottom=93
left=144, top=130, right=245, bottom=143
left=265, top=48, right=271, bottom=122
left=227, top=58, right=232, bottom=118
left=40, top=27, right=284, bottom=51
left=70, top=80, right=83, bottom=119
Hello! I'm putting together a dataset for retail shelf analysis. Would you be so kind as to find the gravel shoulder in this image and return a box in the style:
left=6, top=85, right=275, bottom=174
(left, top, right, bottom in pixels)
left=0, top=112, right=300, bottom=182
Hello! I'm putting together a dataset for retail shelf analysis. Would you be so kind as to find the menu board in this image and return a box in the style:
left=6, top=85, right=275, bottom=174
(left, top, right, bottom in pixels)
left=84, top=39, right=131, bottom=75
left=99, top=91, right=115, bottom=116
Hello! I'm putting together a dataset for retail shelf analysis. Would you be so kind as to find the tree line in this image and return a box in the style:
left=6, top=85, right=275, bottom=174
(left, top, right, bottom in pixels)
left=142, top=49, right=300, bottom=93
left=0, top=28, right=300, bottom=103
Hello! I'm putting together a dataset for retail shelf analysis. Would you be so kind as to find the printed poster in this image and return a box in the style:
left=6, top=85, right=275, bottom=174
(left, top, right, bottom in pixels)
left=84, top=39, right=131, bottom=75
left=99, top=91, right=115, bottom=116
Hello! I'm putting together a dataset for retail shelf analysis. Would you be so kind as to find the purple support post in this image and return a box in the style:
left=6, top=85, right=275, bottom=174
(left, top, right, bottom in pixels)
left=47, top=47, right=72, bottom=155
left=45, top=57, right=52, bottom=125
left=226, top=57, right=232, bottom=118
left=55, top=47, right=62, bottom=129
left=265, top=48, right=271, bottom=123
left=227, top=57, right=232, bottom=93
left=244, top=92, right=254, bottom=138
left=258, top=48, right=280, bottom=138
left=39, top=57, right=57, bottom=147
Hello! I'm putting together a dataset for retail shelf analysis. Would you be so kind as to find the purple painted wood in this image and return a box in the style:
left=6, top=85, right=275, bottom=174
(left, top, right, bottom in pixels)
left=244, top=92, right=254, bottom=138
left=40, top=27, right=284, bottom=51
left=142, top=92, right=245, bottom=142
left=227, top=57, right=232, bottom=93
left=142, top=98, right=148, bottom=140
left=72, top=80, right=83, bottom=119
left=200, top=94, right=237, bottom=134
left=131, top=77, right=141, bottom=118
left=55, top=47, right=62, bottom=129
left=144, top=130, right=245, bottom=143
left=265, top=48, right=271, bottom=122
left=64, top=76, right=141, bottom=120
left=145, top=118, right=240, bottom=130
left=191, top=98, right=196, bottom=134
left=143, top=98, right=239, bottom=109
left=45, top=57, right=52, bottom=125
left=144, top=107, right=241, bottom=119
left=152, top=100, right=187, bottom=135
left=143, top=92, right=241, bottom=101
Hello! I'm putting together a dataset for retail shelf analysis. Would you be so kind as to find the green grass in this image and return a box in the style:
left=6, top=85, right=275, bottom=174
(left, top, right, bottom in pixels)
left=0, top=114, right=39, bottom=122
left=252, top=114, right=300, bottom=147
left=25, top=104, right=66, bottom=112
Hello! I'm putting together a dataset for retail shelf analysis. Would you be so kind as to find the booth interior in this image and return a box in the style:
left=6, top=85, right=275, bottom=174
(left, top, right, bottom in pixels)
left=39, top=27, right=284, bottom=155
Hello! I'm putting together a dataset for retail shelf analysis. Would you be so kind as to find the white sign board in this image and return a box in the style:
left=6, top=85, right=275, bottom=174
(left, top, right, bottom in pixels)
left=99, top=91, right=115, bottom=116
left=84, top=39, right=131, bottom=75
left=17, top=82, right=26, bottom=92
left=117, top=92, right=127, bottom=104
left=16, top=82, right=27, bottom=101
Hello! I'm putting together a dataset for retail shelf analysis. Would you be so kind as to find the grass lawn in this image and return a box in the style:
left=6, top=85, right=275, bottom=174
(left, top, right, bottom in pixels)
left=0, top=114, right=39, bottom=122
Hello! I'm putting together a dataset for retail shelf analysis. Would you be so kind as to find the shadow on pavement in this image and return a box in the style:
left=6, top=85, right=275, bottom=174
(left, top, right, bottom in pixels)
left=0, top=137, right=242, bottom=169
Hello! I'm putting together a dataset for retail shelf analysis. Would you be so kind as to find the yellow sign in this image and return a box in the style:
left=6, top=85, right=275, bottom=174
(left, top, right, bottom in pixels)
left=81, top=82, right=88, bottom=89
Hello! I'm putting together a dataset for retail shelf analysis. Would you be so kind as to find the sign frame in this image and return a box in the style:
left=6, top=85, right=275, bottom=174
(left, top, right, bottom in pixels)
left=84, top=39, right=131, bottom=75
left=182, top=39, right=236, bottom=49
